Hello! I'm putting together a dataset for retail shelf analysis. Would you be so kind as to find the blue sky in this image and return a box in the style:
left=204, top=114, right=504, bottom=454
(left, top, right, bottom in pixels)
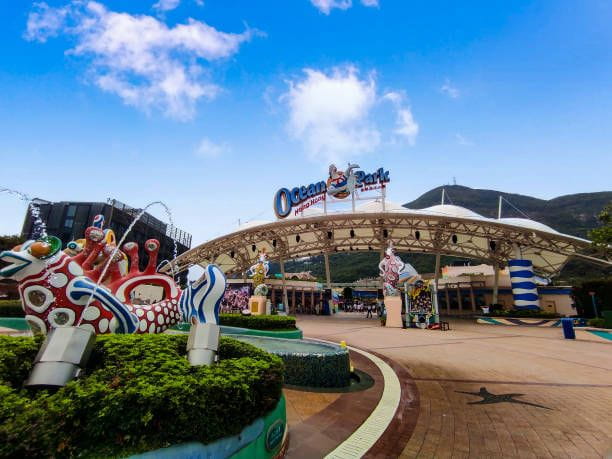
left=1, top=0, right=611, bottom=244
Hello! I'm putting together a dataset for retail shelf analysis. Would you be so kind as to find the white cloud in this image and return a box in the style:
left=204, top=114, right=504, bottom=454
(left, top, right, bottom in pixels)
left=440, top=78, right=460, bottom=99
left=152, top=0, right=204, bottom=13
left=282, top=67, right=418, bottom=162
left=195, top=137, right=228, bottom=158
left=25, top=2, right=69, bottom=42
left=383, top=91, right=418, bottom=145
left=310, top=0, right=352, bottom=14
left=282, top=66, right=380, bottom=163
left=153, top=0, right=181, bottom=12
left=310, top=0, right=378, bottom=14
left=394, top=109, right=418, bottom=144
left=455, top=133, right=473, bottom=146
left=25, top=1, right=257, bottom=120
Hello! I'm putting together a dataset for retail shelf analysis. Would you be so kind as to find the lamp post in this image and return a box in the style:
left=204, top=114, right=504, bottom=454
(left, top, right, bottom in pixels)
left=588, top=291, right=598, bottom=318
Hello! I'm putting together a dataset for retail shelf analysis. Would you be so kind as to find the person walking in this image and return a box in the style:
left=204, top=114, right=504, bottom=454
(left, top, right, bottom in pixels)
left=366, top=303, right=373, bottom=318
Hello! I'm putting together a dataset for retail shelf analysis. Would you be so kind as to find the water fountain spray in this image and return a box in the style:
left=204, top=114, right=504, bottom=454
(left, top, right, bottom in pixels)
left=77, top=201, right=177, bottom=322
left=23, top=200, right=179, bottom=387
left=0, top=188, right=47, bottom=238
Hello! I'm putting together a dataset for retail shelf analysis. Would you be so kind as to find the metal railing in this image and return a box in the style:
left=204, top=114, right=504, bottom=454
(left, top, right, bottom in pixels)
left=107, top=198, right=192, bottom=248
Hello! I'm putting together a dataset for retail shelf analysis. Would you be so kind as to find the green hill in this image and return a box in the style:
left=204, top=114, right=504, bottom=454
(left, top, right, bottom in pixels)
left=271, top=186, right=611, bottom=283
left=405, top=185, right=612, bottom=239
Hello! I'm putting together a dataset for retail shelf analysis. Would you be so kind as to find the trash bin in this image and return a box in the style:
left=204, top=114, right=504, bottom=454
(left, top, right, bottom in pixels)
left=561, top=318, right=575, bottom=340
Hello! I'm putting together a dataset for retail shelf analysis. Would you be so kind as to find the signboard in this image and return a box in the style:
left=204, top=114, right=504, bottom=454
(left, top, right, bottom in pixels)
left=273, top=163, right=390, bottom=218
left=265, top=419, right=285, bottom=452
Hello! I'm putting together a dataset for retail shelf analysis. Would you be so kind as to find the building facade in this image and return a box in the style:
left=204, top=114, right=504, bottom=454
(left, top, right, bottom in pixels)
left=436, top=264, right=576, bottom=316
left=21, top=198, right=192, bottom=278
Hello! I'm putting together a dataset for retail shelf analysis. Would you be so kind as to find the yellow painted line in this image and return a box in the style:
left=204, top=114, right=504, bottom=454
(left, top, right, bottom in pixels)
left=315, top=340, right=402, bottom=459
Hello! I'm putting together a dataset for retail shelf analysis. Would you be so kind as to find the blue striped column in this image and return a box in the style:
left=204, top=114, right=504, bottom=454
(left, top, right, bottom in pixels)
left=508, top=259, right=540, bottom=311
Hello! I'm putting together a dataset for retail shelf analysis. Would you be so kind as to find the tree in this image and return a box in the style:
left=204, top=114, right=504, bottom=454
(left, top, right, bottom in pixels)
left=589, top=204, right=612, bottom=258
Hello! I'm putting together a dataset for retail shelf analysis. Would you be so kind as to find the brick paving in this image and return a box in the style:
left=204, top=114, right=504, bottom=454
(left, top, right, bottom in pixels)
left=297, top=314, right=612, bottom=458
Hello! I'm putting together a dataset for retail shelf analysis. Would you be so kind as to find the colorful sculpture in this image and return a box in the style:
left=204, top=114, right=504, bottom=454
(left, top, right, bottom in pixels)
left=327, top=163, right=360, bottom=199
left=248, top=249, right=270, bottom=296
left=378, top=242, right=406, bottom=296
left=0, top=216, right=226, bottom=336
left=409, top=280, right=433, bottom=314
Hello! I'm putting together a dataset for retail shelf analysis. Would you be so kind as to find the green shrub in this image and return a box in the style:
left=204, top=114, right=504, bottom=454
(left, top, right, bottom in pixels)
left=219, top=314, right=297, bottom=330
left=0, top=334, right=283, bottom=458
left=281, top=351, right=350, bottom=388
left=234, top=336, right=350, bottom=388
left=0, top=300, right=24, bottom=317
left=587, top=318, right=607, bottom=328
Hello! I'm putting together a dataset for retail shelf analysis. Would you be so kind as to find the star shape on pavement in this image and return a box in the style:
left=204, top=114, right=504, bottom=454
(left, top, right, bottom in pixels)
left=456, top=387, right=552, bottom=410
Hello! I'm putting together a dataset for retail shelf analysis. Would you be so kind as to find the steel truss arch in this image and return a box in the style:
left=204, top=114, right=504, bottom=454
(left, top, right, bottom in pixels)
left=164, top=212, right=611, bottom=277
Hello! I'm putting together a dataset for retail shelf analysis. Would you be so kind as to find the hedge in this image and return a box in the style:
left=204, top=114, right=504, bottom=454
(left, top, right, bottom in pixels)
left=234, top=336, right=351, bottom=388
left=0, top=300, right=23, bottom=317
left=0, top=334, right=283, bottom=458
left=219, top=314, right=297, bottom=330
left=587, top=318, right=608, bottom=328
left=0, top=304, right=298, bottom=332
left=281, top=350, right=350, bottom=388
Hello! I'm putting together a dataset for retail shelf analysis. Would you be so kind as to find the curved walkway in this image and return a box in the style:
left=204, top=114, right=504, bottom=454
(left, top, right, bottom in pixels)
left=296, top=313, right=612, bottom=458
left=323, top=344, right=401, bottom=458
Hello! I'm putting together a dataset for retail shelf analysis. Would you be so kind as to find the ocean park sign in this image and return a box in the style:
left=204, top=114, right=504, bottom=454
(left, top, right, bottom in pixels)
left=273, top=163, right=390, bottom=218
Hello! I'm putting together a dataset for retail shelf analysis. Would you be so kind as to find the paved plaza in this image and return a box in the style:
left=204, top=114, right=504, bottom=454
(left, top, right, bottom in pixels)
left=288, top=314, right=612, bottom=458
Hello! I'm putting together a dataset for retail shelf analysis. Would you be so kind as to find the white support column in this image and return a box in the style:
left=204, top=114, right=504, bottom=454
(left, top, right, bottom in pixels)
left=492, top=262, right=499, bottom=305
left=280, top=259, right=289, bottom=312
left=324, top=252, right=332, bottom=289
left=434, top=253, right=441, bottom=290
left=382, top=185, right=387, bottom=211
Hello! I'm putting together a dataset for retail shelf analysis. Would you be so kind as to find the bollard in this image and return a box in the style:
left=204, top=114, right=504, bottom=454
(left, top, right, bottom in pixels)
left=187, top=322, right=220, bottom=366
left=25, top=326, right=96, bottom=388
left=561, top=318, right=575, bottom=340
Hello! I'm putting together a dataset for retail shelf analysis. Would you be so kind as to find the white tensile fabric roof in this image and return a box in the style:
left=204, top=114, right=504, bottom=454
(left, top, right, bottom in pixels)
left=164, top=201, right=609, bottom=277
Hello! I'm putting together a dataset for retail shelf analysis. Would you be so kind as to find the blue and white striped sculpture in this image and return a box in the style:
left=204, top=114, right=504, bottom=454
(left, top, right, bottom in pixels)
left=508, top=259, right=540, bottom=311
left=181, top=264, right=227, bottom=366
left=179, top=264, right=226, bottom=326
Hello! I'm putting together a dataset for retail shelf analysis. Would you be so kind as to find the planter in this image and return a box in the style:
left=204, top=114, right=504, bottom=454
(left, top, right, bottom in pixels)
left=0, top=334, right=284, bottom=458
left=233, top=335, right=351, bottom=388
left=132, top=395, right=288, bottom=459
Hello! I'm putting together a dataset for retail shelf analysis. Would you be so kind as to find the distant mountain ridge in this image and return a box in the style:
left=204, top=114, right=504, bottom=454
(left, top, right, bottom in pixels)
left=403, top=185, right=612, bottom=238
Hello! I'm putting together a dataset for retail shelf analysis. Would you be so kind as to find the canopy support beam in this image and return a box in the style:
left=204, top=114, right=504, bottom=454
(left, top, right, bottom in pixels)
left=324, top=252, right=332, bottom=289
left=280, top=259, right=288, bottom=313
left=492, top=261, right=500, bottom=306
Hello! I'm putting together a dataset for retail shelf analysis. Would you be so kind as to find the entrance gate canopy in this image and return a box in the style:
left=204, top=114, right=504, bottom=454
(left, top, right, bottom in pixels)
left=164, top=202, right=611, bottom=277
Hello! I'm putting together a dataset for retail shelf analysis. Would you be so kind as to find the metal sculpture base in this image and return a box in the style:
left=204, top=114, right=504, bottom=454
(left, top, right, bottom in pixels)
left=384, top=296, right=403, bottom=328
left=25, top=326, right=96, bottom=388
left=187, top=322, right=220, bottom=366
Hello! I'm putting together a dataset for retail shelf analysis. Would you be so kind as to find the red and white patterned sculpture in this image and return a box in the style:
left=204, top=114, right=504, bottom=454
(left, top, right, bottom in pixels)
left=0, top=216, right=224, bottom=335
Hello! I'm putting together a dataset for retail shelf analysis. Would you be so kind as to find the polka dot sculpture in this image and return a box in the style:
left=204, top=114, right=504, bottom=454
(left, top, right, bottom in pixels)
left=0, top=216, right=226, bottom=336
